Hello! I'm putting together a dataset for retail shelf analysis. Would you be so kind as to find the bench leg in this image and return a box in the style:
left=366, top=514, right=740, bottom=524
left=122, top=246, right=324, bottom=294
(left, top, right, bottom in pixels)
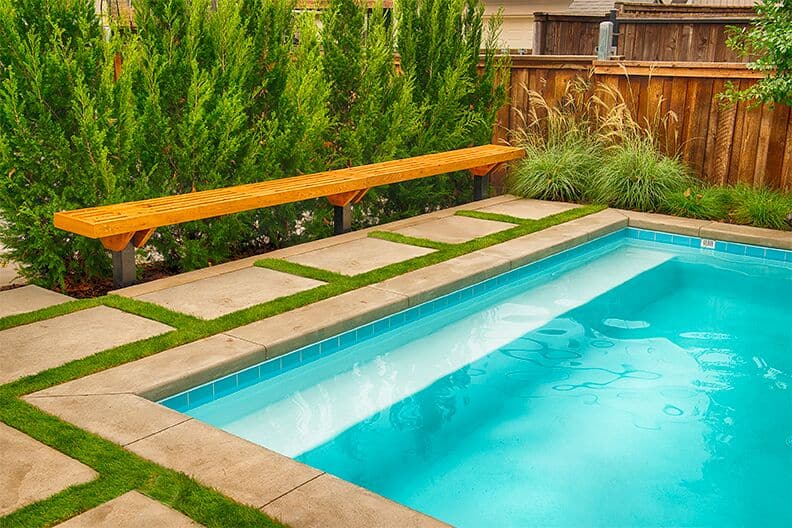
left=112, top=243, right=137, bottom=288
left=333, top=204, right=352, bottom=235
left=473, top=174, right=489, bottom=200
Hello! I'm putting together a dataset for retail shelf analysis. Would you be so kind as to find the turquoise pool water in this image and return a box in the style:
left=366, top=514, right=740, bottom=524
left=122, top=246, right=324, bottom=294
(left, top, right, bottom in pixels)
left=172, top=229, right=792, bottom=527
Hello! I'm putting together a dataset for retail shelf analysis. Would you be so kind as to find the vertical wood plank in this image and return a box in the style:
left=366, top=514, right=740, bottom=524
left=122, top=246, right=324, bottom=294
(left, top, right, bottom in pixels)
left=752, top=103, right=775, bottom=187
left=764, top=105, right=790, bottom=189
left=782, top=117, right=792, bottom=191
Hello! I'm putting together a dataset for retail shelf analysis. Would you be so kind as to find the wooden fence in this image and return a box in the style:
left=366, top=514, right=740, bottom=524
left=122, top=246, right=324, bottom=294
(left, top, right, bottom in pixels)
left=532, top=3, right=755, bottom=62
left=493, top=56, right=792, bottom=190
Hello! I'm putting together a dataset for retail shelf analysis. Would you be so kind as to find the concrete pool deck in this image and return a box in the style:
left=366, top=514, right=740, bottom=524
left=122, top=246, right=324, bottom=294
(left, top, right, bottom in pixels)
left=2, top=197, right=792, bottom=526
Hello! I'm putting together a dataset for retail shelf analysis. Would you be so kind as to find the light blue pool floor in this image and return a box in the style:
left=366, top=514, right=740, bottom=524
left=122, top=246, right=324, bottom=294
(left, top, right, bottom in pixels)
left=187, top=237, right=792, bottom=527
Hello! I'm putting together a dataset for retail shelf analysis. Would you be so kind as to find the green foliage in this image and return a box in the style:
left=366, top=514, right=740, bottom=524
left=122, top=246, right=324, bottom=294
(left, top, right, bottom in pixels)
left=0, top=0, right=507, bottom=288
left=665, top=184, right=791, bottom=231
left=508, top=140, right=600, bottom=202
left=453, top=209, right=524, bottom=225
left=321, top=0, right=508, bottom=228
left=590, top=138, right=691, bottom=212
left=510, top=81, right=686, bottom=209
left=729, top=184, right=792, bottom=230
left=663, top=185, right=734, bottom=220
left=0, top=0, right=113, bottom=285
left=726, top=0, right=792, bottom=105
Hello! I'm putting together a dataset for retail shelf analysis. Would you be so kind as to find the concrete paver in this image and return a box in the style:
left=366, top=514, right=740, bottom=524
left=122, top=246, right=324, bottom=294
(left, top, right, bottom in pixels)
left=285, top=238, right=435, bottom=276
left=28, top=334, right=266, bottom=402
left=0, top=423, right=97, bottom=515
left=0, top=285, right=72, bottom=319
left=620, top=210, right=792, bottom=250
left=477, top=209, right=627, bottom=269
left=0, top=305, right=172, bottom=385
left=227, top=286, right=409, bottom=358
left=27, top=394, right=190, bottom=447
left=126, top=419, right=321, bottom=508
left=262, top=473, right=448, bottom=528
left=372, top=251, right=511, bottom=307
left=700, top=221, right=792, bottom=250
left=620, top=209, right=711, bottom=236
left=135, top=267, right=324, bottom=319
left=111, top=196, right=517, bottom=299
left=54, top=491, right=201, bottom=527
left=390, top=215, right=514, bottom=244
left=478, top=198, right=579, bottom=219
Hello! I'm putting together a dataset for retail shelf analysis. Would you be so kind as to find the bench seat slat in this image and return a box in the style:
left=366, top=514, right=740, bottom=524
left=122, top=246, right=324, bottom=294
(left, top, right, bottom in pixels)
left=54, top=145, right=524, bottom=239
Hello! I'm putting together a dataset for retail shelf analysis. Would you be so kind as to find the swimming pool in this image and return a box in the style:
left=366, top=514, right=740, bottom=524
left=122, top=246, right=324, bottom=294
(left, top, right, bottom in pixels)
left=163, top=228, right=792, bottom=527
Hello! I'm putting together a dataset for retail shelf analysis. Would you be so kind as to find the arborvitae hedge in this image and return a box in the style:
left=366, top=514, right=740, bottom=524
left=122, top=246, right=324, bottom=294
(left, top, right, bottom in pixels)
left=0, top=0, right=506, bottom=288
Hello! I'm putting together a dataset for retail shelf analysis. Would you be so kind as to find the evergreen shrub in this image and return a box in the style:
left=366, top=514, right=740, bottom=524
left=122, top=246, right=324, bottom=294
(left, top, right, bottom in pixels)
left=0, top=0, right=507, bottom=288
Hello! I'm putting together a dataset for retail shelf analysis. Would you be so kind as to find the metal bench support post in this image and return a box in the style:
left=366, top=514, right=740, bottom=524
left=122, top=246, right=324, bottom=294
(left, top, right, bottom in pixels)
left=112, top=243, right=137, bottom=288
left=473, top=174, right=489, bottom=200
left=334, top=204, right=352, bottom=235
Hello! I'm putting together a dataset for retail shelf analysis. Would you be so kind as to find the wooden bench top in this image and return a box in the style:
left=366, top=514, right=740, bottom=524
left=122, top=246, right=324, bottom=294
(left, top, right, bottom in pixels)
left=55, top=144, right=524, bottom=250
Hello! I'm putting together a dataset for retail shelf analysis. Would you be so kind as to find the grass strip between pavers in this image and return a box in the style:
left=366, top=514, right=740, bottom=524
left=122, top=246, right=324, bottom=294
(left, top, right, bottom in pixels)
left=0, top=203, right=604, bottom=528
left=453, top=209, right=530, bottom=225
left=366, top=231, right=452, bottom=250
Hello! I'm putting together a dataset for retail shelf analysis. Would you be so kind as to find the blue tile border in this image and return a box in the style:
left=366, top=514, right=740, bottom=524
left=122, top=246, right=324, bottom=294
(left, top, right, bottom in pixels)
left=625, top=227, right=792, bottom=264
left=160, top=226, right=792, bottom=413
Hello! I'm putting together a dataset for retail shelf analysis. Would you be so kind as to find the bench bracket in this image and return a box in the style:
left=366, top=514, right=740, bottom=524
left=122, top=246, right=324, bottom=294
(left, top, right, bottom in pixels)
left=101, top=229, right=155, bottom=288
left=333, top=204, right=352, bottom=235
left=327, top=189, right=367, bottom=235
left=470, top=163, right=503, bottom=201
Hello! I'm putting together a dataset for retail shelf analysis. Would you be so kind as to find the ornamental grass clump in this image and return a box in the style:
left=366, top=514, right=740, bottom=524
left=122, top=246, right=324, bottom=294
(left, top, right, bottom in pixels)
left=729, top=184, right=792, bottom=230
left=590, top=137, right=692, bottom=211
left=664, top=185, right=734, bottom=220
left=508, top=82, right=601, bottom=202
left=510, top=80, right=690, bottom=210
left=509, top=140, right=600, bottom=202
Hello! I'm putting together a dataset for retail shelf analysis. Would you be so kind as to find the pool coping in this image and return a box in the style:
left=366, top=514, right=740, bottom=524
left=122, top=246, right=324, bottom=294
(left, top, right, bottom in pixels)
left=23, top=206, right=792, bottom=528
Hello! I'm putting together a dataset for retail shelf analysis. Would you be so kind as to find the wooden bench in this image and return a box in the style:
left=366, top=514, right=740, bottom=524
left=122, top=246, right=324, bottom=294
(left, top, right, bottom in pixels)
left=54, top=144, right=525, bottom=287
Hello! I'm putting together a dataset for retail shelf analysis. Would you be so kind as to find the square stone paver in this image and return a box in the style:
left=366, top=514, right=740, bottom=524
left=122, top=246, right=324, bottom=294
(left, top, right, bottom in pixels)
left=126, top=419, right=320, bottom=508
left=0, top=423, right=97, bottom=515
left=0, top=285, right=72, bottom=319
left=54, top=491, right=201, bottom=527
left=390, top=215, right=514, bottom=244
left=285, top=238, right=435, bottom=276
left=263, top=473, right=448, bottom=528
left=28, top=334, right=265, bottom=401
left=27, top=394, right=191, bottom=447
left=227, top=286, right=409, bottom=358
left=478, top=198, right=579, bottom=219
left=0, top=306, right=173, bottom=384
left=135, top=267, right=323, bottom=319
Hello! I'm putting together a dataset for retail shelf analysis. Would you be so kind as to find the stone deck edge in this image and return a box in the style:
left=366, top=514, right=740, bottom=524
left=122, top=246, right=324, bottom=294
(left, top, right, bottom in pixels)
left=618, top=210, right=792, bottom=250
left=22, top=206, right=792, bottom=528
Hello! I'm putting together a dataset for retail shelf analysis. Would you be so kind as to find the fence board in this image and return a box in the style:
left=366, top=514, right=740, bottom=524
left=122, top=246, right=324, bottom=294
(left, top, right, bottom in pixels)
left=533, top=4, right=755, bottom=62
left=495, top=57, right=791, bottom=190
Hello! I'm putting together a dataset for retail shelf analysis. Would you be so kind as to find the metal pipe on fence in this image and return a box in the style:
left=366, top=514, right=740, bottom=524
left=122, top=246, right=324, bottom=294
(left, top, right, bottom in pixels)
left=597, top=21, right=615, bottom=60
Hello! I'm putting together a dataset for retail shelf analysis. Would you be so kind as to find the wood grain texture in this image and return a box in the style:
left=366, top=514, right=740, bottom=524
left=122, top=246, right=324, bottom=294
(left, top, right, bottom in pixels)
left=533, top=5, right=753, bottom=62
left=496, top=58, right=791, bottom=189
left=55, top=145, right=525, bottom=240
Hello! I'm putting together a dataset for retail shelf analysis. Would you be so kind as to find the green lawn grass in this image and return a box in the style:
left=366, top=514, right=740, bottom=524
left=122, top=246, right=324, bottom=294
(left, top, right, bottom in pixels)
left=0, top=203, right=604, bottom=528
